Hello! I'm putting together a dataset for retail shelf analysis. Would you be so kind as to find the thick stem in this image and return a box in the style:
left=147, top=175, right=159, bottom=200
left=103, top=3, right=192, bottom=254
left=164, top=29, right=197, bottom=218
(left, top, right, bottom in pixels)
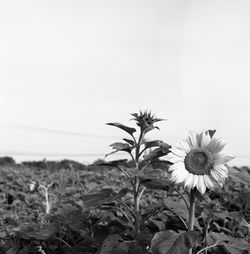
left=133, top=177, right=140, bottom=238
left=188, top=189, right=196, bottom=254
left=133, top=129, right=144, bottom=238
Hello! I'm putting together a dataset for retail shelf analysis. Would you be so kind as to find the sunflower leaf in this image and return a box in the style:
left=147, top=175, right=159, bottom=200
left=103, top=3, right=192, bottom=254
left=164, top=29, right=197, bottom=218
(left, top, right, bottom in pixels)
left=106, top=122, right=136, bottom=136
left=167, top=231, right=202, bottom=254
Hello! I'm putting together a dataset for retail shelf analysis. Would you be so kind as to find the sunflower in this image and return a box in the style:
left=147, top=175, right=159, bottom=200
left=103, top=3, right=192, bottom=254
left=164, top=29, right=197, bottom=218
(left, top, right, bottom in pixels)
left=166, top=130, right=234, bottom=194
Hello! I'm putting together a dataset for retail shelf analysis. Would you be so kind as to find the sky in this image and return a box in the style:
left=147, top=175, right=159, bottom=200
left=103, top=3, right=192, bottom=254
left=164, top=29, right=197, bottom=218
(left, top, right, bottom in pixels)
left=1, top=0, right=250, bottom=166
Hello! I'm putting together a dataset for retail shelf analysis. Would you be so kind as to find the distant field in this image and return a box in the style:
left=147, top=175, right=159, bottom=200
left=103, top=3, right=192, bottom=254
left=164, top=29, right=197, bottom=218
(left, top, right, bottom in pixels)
left=0, top=158, right=249, bottom=253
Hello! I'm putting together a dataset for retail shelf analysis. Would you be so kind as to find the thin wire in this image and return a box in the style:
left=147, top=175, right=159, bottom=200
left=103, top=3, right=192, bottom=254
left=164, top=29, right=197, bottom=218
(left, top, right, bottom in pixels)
left=0, top=122, right=119, bottom=139
left=0, top=151, right=121, bottom=157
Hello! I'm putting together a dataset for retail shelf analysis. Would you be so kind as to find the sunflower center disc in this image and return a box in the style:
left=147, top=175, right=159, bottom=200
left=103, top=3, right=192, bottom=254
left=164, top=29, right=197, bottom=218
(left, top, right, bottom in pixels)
left=184, top=148, right=213, bottom=175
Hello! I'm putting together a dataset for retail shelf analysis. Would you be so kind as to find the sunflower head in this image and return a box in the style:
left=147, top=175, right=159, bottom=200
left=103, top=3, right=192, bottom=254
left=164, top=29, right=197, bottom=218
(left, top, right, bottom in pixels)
left=131, top=110, right=164, bottom=133
left=166, top=130, right=234, bottom=194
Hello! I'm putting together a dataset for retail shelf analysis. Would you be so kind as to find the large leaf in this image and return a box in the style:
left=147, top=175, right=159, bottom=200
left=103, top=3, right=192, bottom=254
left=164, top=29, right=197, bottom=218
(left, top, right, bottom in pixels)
left=163, top=197, right=201, bottom=231
left=106, top=142, right=133, bottom=157
left=143, top=143, right=171, bottom=162
left=143, top=140, right=164, bottom=150
left=167, top=231, right=201, bottom=254
left=106, top=122, right=136, bottom=136
left=123, top=138, right=135, bottom=146
left=208, top=232, right=250, bottom=254
left=150, top=230, right=179, bottom=254
left=81, top=188, right=128, bottom=211
left=228, top=166, right=250, bottom=189
left=95, top=159, right=128, bottom=168
left=112, top=240, right=145, bottom=254
left=64, top=237, right=94, bottom=254
left=99, top=234, right=123, bottom=254
left=141, top=178, right=171, bottom=191
left=19, top=223, right=58, bottom=240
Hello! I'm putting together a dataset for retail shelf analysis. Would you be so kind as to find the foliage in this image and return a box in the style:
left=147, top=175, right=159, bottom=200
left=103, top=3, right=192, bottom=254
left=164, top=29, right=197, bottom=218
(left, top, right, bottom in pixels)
left=0, top=111, right=249, bottom=253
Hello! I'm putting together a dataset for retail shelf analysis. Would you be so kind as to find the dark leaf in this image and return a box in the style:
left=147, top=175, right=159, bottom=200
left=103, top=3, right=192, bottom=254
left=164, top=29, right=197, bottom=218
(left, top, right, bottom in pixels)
left=150, top=230, right=179, bottom=254
left=143, top=140, right=164, bottom=149
left=123, top=138, right=135, bottom=146
left=99, top=234, right=124, bottom=254
left=167, top=231, right=201, bottom=254
left=19, top=223, right=58, bottom=240
left=95, top=159, right=128, bottom=168
left=143, top=143, right=171, bottom=162
left=106, top=142, right=133, bottom=157
left=81, top=188, right=128, bottom=211
left=141, top=178, right=170, bottom=191
left=106, top=122, right=136, bottom=136
left=163, top=198, right=201, bottom=231
left=209, top=232, right=250, bottom=253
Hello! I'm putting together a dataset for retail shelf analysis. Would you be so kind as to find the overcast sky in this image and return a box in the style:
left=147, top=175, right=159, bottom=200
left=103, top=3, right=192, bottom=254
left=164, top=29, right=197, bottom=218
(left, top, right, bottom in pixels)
left=1, top=0, right=250, bottom=166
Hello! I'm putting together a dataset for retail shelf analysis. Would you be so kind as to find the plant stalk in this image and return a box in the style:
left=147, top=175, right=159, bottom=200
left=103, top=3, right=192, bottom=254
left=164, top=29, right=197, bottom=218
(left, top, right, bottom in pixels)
left=188, top=189, right=196, bottom=254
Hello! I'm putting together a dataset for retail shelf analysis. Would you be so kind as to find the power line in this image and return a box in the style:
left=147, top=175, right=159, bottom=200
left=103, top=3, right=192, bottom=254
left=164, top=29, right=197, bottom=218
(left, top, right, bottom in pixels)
left=0, top=122, right=119, bottom=139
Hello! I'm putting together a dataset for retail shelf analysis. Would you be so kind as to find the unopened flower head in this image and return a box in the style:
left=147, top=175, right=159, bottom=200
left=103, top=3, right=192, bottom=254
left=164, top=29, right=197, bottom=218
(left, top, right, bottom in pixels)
left=166, top=130, right=234, bottom=194
left=131, top=110, right=163, bottom=132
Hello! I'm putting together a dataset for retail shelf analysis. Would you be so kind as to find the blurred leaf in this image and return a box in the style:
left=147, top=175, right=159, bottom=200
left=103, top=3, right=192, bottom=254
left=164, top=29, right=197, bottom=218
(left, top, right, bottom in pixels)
left=141, top=178, right=170, bottom=191
left=228, top=166, right=250, bottom=189
left=99, top=234, right=123, bottom=254
left=95, top=159, right=128, bottom=168
left=123, top=138, right=135, bottom=146
left=64, top=237, right=94, bottom=254
left=19, top=223, right=58, bottom=240
left=106, top=122, right=136, bottom=136
left=6, top=248, right=19, bottom=254
left=143, top=143, right=171, bottom=162
left=150, top=230, right=179, bottom=254
left=110, top=142, right=131, bottom=151
left=81, top=188, right=128, bottom=211
left=208, top=232, right=250, bottom=254
left=167, top=231, right=201, bottom=254
left=143, top=140, right=164, bottom=149
left=106, top=142, right=133, bottom=157
left=163, top=198, right=201, bottom=231
left=112, top=240, right=145, bottom=254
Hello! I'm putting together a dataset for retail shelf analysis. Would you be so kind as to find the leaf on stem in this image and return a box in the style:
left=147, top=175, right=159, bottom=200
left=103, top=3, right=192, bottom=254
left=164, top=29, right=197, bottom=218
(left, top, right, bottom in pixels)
left=167, top=231, right=201, bottom=254
left=106, top=142, right=134, bottom=157
left=123, top=138, right=135, bottom=146
left=150, top=230, right=179, bottom=254
left=19, top=223, right=58, bottom=240
left=140, top=178, right=170, bottom=191
left=143, top=143, right=171, bottom=162
left=81, top=188, right=129, bottom=211
left=106, top=122, right=136, bottom=136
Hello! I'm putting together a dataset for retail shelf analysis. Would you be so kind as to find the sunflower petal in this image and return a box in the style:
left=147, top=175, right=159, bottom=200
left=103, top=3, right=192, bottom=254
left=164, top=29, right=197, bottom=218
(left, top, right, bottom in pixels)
left=197, top=176, right=206, bottom=194
left=187, top=131, right=198, bottom=148
left=210, top=169, right=224, bottom=187
left=169, top=147, right=186, bottom=157
left=174, top=140, right=191, bottom=153
left=201, top=132, right=211, bottom=148
left=213, top=153, right=234, bottom=165
left=203, top=175, right=214, bottom=190
left=207, top=137, right=226, bottom=154
left=168, top=161, right=185, bottom=172
left=191, top=174, right=199, bottom=188
left=214, top=164, right=228, bottom=178
left=184, top=173, right=194, bottom=188
left=171, top=168, right=189, bottom=183
left=166, top=153, right=185, bottom=163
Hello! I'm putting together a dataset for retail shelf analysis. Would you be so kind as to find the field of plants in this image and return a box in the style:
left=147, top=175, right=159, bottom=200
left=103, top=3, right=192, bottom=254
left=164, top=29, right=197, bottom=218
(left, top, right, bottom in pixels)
left=0, top=111, right=250, bottom=254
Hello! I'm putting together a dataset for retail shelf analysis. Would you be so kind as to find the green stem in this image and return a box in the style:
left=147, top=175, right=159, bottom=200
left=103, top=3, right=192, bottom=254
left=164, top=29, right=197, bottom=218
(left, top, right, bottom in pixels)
left=133, top=129, right=144, bottom=238
left=133, top=177, right=140, bottom=237
left=188, top=189, right=196, bottom=254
